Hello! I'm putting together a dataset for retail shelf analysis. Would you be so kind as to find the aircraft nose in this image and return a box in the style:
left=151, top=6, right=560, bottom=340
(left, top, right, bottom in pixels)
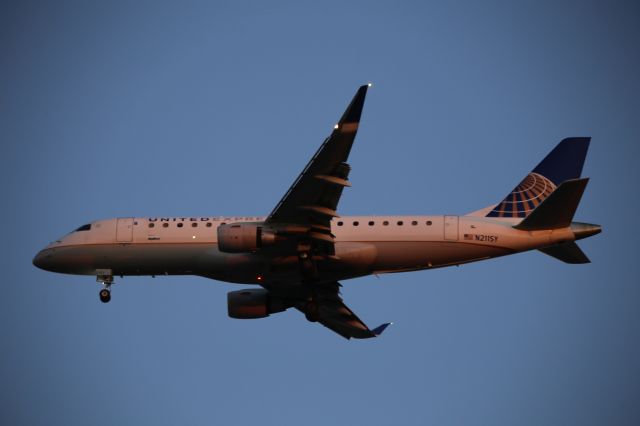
left=33, top=248, right=54, bottom=271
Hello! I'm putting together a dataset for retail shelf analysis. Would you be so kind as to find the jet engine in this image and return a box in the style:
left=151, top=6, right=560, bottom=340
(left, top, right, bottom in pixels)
left=227, top=289, right=288, bottom=319
left=217, top=223, right=277, bottom=253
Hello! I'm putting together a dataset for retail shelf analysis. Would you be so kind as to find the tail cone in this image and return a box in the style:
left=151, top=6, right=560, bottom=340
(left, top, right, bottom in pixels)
left=571, top=222, right=602, bottom=241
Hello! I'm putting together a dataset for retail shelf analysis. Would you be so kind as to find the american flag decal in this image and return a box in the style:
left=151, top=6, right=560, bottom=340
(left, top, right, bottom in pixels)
left=464, top=234, right=474, bottom=240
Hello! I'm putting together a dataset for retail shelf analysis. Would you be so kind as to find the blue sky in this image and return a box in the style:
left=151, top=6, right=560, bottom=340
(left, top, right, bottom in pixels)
left=2, top=1, right=639, bottom=425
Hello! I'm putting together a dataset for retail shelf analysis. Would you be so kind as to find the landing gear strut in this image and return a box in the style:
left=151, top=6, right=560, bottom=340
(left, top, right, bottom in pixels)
left=97, top=273, right=113, bottom=304
left=297, top=245, right=318, bottom=280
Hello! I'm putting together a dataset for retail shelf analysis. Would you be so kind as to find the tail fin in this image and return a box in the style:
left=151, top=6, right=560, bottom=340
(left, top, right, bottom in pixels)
left=486, top=137, right=590, bottom=218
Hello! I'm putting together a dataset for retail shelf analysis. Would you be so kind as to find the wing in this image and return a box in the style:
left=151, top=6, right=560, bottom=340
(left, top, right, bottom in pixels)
left=261, top=86, right=390, bottom=338
left=265, top=84, right=370, bottom=252
left=296, top=281, right=391, bottom=340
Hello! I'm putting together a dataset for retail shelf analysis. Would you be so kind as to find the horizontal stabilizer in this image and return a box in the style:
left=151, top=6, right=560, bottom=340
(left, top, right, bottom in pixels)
left=539, top=241, right=590, bottom=264
left=514, top=178, right=589, bottom=231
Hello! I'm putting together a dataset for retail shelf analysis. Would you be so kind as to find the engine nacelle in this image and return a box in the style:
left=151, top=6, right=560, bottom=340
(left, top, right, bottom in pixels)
left=217, top=222, right=277, bottom=253
left=227, top=289, right=287, bottom=319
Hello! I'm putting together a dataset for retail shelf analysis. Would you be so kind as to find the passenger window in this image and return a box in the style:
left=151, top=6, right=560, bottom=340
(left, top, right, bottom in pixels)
left=426, top=220, right=432, bottom=226
left=148, top=223, right=155, bottom=228
left=368, top=221, right=374, bottom=226
left=162, top=223, right=169, bottom=228
left=177, top=223, right=183, bottom=228
left=353, top=221, right=359, bottom=226
left=192, top=223, right=198, bottom=227
left=397, top=221, right=404, bottom=226
left=206, top=223, right=212, bottom=227
left=411, top=220, right=418, bottom=226
left=337, top=221, right=343, bottom=226
left=383, top=221, right=389, bottom=226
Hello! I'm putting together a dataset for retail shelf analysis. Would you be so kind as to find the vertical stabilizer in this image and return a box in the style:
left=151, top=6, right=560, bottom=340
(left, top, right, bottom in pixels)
left=486, top=137, right=590, bottom=218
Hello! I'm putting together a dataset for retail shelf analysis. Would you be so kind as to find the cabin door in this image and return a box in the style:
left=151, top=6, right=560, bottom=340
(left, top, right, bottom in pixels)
left=116, top=218, right=134, bottom=242
left=444, top=215, right=459, bottom=241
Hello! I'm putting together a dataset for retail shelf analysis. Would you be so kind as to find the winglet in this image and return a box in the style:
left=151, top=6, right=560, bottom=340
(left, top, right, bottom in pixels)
left=372, top=322, right=392, bottom=337
left=336, top=84, right=369, bottom=128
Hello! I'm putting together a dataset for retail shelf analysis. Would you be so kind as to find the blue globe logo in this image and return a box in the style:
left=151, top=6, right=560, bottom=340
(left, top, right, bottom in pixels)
left=488, top=172, right=556, bottom=218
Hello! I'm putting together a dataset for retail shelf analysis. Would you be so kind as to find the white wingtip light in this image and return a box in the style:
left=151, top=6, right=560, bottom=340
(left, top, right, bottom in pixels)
left=367, top=83, right=372, bottom=87
left=334, top=124, right=339, bottom=129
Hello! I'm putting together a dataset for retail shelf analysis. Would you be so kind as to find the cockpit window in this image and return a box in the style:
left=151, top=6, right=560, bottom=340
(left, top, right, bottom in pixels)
left=74, top=224, right=92, bottom=232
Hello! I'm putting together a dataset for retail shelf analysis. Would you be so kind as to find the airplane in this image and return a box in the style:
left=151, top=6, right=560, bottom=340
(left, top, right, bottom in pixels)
left=33, top=84, right=601, bottom=339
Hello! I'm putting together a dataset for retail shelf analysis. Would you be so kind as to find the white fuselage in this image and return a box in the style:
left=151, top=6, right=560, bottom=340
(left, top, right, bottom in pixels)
left=33, top=215, right=574, bottom=285
left=30, top=85, right=600, bottom=338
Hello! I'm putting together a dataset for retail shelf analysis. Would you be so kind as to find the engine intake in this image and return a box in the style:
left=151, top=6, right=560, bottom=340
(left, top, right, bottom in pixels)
left=217, top=222, right=277, bottom=253
left=227, top=289, right=288, bottom=319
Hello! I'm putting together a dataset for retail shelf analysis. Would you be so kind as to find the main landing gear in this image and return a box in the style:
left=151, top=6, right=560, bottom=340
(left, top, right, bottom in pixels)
left=97, top=273, right=113, bottom=303
left=304, top=300, right=319, bottom=322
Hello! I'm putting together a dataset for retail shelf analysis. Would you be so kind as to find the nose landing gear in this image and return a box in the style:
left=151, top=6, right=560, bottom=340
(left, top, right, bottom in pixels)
left=96, top=272, right=114, bottom=303
left=99, top=288, right=111, bottom=303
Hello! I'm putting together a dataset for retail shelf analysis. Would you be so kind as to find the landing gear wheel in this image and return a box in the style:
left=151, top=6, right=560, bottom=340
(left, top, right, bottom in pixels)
left=99, top=288, right=111, bottom=303
left=304, top=301, right=319, bottom=322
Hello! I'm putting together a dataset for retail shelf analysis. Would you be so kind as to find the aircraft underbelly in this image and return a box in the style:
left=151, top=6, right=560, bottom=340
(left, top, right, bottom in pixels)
left=370, top=241, right=511, bottom=271
left=40, top=244, right=211, bottom=276
left=51, top=240, right=511, bottom=280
